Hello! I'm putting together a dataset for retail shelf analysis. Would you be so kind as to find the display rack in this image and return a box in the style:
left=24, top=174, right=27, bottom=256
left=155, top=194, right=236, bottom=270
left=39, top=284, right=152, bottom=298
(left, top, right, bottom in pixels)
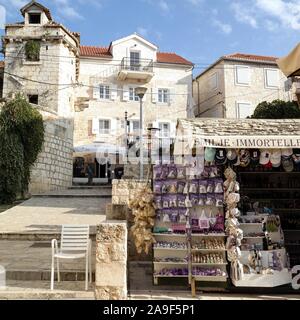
left=152, top=163, right=228, bottom=288
left=237, top=170, right=300, bottom=267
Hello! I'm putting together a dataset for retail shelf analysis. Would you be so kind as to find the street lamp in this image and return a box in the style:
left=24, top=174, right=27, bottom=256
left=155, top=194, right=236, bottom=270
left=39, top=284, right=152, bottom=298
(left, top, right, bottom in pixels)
left=135, top=86, right=147, bottom=180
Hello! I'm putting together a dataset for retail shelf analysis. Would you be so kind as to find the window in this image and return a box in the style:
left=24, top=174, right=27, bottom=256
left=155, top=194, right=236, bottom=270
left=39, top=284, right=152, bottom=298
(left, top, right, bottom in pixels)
left=158, top=89, right=169, bottom=103
left=99, top=119, right=110, bottom=134
left=130, top=51, right=140, bottom=70
left=265, top=69, right=279, bottom=88
left=236, top=102, right=255, bottom=119
left=99, top=85, right=110, bottom=99
left=28, top=94, right=38, bottom=105
left=159, top=122, right=170, bottom=137
left=235, top=66, right=250, bottom=86
left=29, top=13, right=41, bottom=24
left=131, top=120, right=140, bottom=134
left=209, top=72, right=218, bottom=91
left=129, top=88, right=139, bottom=101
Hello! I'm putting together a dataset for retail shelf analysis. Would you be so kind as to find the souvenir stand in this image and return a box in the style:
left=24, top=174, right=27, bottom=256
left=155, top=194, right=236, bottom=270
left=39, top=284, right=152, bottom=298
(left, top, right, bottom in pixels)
left=152, top=118, right=300, bottom=294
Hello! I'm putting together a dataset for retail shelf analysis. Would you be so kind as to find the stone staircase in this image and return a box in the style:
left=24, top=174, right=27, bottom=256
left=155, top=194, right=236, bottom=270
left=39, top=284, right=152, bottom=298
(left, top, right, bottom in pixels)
left=0, top=185, right=111, bottom=297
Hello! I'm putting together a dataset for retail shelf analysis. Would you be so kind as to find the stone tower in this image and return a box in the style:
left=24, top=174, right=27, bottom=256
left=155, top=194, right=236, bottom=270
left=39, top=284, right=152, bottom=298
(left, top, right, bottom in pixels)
left=1, top=0, right=80, bottom=193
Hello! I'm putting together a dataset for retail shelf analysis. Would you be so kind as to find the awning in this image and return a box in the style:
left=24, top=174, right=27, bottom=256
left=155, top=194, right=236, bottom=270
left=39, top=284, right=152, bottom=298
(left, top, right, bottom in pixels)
left=174, top=118, right=300, bottom=152
left=73, top=143, right=126, bottom=155
left=277, top=43, right=300, bottom=77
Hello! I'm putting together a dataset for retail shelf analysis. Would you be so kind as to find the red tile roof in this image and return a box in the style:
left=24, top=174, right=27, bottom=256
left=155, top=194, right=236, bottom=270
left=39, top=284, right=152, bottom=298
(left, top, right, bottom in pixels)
left=80, top=46, right=112, bottom=58
left=224, top=53, right=278, bottom=63
left=79, top=46, right=193, bottom=65
left=157, top=52, right=193, bottom=65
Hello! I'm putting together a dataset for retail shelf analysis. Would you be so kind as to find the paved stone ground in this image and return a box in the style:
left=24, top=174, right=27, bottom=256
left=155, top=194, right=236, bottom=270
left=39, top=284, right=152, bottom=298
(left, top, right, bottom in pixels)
left=0, top=240, right=96, bottom=273
left=0, top=196, right=109, bottom=234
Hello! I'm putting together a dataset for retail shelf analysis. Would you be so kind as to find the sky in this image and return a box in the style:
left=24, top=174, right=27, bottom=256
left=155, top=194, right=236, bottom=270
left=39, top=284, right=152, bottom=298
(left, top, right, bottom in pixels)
left=1, top=0, right=300, bottom=76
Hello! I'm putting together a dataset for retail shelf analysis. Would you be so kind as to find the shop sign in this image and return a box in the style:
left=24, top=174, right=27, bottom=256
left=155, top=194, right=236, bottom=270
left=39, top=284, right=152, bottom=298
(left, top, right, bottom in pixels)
left=183, top=135, right=300, bottom=149
left=292, top=265, right=300, bottom=290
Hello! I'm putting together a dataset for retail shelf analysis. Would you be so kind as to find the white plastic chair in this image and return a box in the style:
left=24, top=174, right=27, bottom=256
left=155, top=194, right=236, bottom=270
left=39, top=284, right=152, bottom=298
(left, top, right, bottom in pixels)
left=51, top=225, right=92, bottom=291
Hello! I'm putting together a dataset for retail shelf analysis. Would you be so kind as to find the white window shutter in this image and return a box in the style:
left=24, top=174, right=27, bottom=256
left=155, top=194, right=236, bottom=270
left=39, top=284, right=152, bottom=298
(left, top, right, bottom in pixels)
left=236, top=66, right=250, bottom=85
left=110, top=118, right=117, bottom=134
left=93, top=85, right=100, bottom=100
left=122, top=86, right=129, bottom=101
left=152, top=87, right=157, bottom=103
left=169, top=88, right=175, bottom=105
left=170, top=122, right=176, bottom=137
left=92, top=118, right=99, bottom=134
left=111, top=85, right=117, bottom=101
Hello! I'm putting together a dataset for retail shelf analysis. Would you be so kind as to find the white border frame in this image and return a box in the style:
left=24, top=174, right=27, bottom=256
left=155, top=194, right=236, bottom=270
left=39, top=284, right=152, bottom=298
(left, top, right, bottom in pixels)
left=235, top=65, right=251, bottom=87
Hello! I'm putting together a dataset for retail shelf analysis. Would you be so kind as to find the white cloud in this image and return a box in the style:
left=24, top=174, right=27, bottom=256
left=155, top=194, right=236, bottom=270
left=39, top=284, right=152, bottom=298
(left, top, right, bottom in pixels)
left=63, top=6, right=84, bottom=20
left=212, top=18, right=232, bottom=35
left=137, top=27, right=148, bottom=37
left=186, top=0, right=204, bottom=5
left=256, top=0, right=300, bottom=30
left=158, top=0, right=170, bottom=12
left=231, top=2, right=258, bottom=28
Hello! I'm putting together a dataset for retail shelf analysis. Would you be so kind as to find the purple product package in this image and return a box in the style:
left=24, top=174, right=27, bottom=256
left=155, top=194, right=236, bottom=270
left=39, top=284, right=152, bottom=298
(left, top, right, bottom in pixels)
left=190, top=193, right=199, bottom=206
left=154, top=195, right=162, bottom=209
left=177, top=181, right=185, bottom=194
left=167, top=164, right=177, bottom=179
left=207, top=179, right=215, bottom=193
left=154, top=181, right=162, bottom=194
left=206, top=193, right=216, bottom=206
left=176, top=166, right=185, bottom=179
left=198, top=194, right=207, bottom=206
left=189, top=179, right=199, bottom=193
left=215, top=194, right=224, bottom=207
left=153, top=165, right=162, bottom=180
left=169, top=194, right=177, bottom=208
left=160, top=165, right=169, bottom=180
left=214, top=178, right=224, bottom=193
left=177, top=194, right=186, bottom=208
left=199, top=180, right=208, bottom=194
left=162, top=195, right=170, bottom=208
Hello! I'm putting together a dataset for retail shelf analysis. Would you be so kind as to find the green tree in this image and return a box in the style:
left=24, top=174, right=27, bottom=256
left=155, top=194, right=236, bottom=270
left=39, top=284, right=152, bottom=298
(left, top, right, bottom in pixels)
left=0, top=94, right=44, bottom=204
left=251, top=99, right=300, bottom=119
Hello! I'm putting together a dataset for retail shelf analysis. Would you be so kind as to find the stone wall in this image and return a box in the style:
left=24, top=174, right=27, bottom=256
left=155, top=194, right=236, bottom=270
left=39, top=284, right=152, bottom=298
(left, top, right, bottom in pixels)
left=29, top=115, right=74, bottom=194
left=111, top=179, right=152, bottom=261
left=95, top=222, right=127, bottom=300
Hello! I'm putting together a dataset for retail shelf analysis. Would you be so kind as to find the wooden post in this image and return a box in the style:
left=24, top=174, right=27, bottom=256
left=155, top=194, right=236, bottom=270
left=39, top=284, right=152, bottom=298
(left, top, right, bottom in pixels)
left=191, top=277, right=196, bottom=297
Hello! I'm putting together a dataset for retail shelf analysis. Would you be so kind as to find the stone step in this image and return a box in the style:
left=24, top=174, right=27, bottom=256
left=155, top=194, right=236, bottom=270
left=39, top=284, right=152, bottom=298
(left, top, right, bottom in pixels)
left=31, top=194, right=111, bottom=198
left=0, top=232, right=97, bottom=241
left=0, top=280, right=95, bottom=299
left=69, top=186, right=112, bottom=190
left=5, top=269, right=95, bottom=282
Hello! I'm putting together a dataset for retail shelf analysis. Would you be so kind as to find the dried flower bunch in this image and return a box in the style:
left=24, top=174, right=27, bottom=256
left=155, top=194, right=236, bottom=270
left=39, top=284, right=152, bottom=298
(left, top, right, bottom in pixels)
left=129, top=186, right=156, bottom=254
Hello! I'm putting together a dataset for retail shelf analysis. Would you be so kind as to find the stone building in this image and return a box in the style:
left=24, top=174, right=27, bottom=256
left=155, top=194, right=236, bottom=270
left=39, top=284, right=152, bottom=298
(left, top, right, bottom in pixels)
left=74, top=34, right=193, bottom=180
left=193, top=53, right=293, bottom=118
left=1, top=0, right=79, bottom=192
left=1, top=0, right=194, bottom=190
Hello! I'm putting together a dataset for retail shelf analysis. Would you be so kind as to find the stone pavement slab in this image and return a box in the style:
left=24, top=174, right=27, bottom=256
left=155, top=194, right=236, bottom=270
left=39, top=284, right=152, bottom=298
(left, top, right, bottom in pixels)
left=0, top=197, right=109, bottom=234
left=0, top=280, right=95, bottom=300
left=0, top=240, right=96, bottom=274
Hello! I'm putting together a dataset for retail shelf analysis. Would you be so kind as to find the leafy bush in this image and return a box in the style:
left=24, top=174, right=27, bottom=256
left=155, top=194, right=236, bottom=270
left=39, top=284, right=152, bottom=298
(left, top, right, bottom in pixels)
left=251, top=99, right=300, bottom=119
left=0, top=94, right=44, bottom=203
left=25, top=40, right=40, bottom=61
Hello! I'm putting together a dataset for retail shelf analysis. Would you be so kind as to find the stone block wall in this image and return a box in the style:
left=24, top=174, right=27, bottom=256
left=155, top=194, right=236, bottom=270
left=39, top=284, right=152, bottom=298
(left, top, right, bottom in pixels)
left=95, top=222, right=127, bottom=300
left=29, top=116, right=74, bottom=194
left=111, top=179, right=153, bottom=261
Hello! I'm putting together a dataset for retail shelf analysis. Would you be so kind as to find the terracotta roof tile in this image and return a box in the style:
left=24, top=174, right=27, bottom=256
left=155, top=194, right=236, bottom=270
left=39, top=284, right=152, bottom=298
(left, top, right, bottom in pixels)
left=80, top=46, right=112, bottom=58
left=157, top=52, right=193, bottom=65
left=224, top=53, right=278, bottom=63
left=80, top=46, right=193, bottom=65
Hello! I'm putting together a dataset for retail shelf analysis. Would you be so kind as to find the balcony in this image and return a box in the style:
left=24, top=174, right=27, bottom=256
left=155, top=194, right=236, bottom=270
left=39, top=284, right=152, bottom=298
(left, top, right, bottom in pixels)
left=117, top=57, right=154, bottom=81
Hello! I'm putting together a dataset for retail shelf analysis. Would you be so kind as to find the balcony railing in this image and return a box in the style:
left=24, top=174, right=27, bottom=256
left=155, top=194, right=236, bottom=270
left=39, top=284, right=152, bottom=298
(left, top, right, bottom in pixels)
left=120, top=57, right=154, bottom=73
